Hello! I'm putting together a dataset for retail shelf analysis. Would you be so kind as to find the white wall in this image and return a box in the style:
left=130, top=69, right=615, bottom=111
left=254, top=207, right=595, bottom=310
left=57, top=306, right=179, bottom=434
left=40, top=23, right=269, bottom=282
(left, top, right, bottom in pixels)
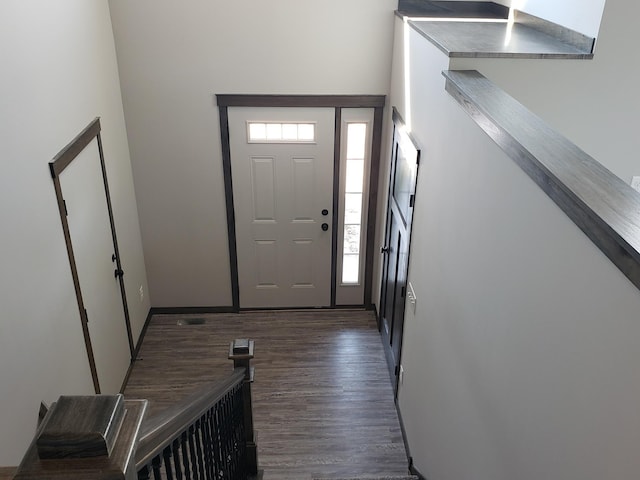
left=514, top=0, right=606, bottom=38
left=451, top=0, right=638, bottom=184
left=374, top=0, right=612, bottom=305
left=388, top=16, right=640, bottom=480
left=108, top=0, right=397, bottom=307
left=0, top=0, right=148, bottom=464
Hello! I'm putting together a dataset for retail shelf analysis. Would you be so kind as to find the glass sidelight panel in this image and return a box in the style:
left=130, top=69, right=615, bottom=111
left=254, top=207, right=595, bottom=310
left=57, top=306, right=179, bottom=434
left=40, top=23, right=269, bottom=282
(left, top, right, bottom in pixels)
left=341, top=123, right=367, bottom=284
left=336, top=108, right=374, bottom=306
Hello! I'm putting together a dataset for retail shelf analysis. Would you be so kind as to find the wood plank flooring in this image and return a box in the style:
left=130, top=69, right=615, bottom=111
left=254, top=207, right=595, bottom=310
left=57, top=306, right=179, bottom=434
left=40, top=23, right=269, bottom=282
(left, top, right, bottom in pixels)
left=0, top=467, right=16, bottom=480
left=124, top=309, right=410, bottom=479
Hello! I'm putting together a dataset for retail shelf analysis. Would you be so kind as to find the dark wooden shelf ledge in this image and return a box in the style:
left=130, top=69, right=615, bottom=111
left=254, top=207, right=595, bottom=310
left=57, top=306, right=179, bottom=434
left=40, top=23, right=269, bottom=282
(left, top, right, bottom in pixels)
left=443, top=69, right=640, bottom=291
left=404, top=8, right=594, bottom=59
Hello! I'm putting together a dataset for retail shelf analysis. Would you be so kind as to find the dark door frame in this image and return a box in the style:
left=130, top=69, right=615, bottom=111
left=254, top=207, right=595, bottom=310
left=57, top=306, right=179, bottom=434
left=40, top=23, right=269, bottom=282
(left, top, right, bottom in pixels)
left=379, top=107, right=421, bottom=395
left=49, top=117, right=134, bottom=393
left=216, top=95, right=385, bottom=311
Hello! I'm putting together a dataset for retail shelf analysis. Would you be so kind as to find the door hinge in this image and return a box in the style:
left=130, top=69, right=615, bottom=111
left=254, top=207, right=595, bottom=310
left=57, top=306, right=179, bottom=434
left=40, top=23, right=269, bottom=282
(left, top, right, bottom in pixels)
left=63, top=199, right=68, bottom=216
left=84, top=308, right=88, bottom=323
left=394, top=365, right=399, bottom=376
left=409, top=194, right=415, bottom=208
left=401, top=286, right=406, bottom=298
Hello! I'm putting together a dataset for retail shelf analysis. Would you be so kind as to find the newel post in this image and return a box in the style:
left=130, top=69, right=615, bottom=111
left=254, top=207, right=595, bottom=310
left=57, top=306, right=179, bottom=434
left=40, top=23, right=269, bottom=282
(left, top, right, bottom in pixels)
left=14, top=395, right=147, bottom=480
left=229, top=338, right=258, bottom=476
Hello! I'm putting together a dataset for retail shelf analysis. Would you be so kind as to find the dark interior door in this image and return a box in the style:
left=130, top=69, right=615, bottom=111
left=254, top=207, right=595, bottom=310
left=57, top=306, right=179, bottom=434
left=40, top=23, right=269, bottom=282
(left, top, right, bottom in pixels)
left=379, top=108, right=420, bottom=395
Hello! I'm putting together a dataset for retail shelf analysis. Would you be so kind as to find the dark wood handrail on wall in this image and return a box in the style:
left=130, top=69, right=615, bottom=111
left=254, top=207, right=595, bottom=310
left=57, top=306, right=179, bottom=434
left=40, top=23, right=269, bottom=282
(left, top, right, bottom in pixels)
left=12, top=339, right=259, bottom=480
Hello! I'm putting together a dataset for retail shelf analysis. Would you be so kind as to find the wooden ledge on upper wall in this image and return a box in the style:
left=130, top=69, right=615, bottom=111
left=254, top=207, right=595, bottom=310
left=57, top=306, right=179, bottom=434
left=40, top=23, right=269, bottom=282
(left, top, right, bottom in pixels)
left=397, top=0, right=509, bottom=18
left=442, top=69, right=640, bottom=292
left=405, top=9, right=594, bottom=59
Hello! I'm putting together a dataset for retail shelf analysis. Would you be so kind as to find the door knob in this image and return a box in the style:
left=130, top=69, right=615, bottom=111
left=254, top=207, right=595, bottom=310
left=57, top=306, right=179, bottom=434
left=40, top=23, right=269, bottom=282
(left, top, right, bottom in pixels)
left=321, top=223, right=329, bottom=231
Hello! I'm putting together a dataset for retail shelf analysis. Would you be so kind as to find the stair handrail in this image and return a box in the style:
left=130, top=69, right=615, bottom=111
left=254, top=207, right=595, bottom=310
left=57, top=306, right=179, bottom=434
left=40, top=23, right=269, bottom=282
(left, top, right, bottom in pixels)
left=11, top=338, right=258, bottom=480
left=135, top=368, right=245, bottom=471
left=136, top=338, right=258, bottom=479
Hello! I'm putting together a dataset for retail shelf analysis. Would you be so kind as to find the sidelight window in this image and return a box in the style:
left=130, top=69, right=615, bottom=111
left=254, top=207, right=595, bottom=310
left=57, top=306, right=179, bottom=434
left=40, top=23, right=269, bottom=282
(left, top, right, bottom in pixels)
left=341, top=123, right=367, bottom=284
left=335, top=108, right=374, bottom=305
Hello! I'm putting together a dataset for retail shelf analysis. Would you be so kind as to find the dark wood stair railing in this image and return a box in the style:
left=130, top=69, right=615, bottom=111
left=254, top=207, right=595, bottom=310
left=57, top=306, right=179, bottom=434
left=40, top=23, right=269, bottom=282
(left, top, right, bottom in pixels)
left=136, top=368, right=247, bottom=480
left=11, top=339, right=258, bottom=480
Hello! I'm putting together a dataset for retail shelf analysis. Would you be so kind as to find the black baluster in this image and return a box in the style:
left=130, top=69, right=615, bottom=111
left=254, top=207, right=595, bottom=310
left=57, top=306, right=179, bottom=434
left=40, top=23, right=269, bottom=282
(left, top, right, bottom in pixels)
left=228, top=390, right=237, bottom=478
left=189, top=425, right=202, bottom=480
left=163, top=446, right=175, bottom=480
left=234, top=385, right=247, bottom=479
left=173, top=439, right=183, bottom=480
left=194, top=420, right=207, bottom=480
left=152, top=455, right=163, bottom=480
left=202, top=412, right=215, bottom=480
left=221, top=393, right=233, bottom=479
left=211, top=403, right=224, bottom=479
left=181, top=431, right=192, bottom=480
left=138, top=464, right=152, bottom=480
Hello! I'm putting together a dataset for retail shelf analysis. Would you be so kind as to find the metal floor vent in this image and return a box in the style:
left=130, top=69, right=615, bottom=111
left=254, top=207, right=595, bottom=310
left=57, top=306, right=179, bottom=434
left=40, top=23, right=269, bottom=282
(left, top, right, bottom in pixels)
left=177, top=317, right=206, bottom=326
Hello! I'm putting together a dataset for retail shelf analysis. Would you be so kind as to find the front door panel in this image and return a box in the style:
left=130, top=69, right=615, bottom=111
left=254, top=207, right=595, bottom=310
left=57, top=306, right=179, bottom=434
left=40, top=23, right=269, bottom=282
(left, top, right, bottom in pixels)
left=229, top=107, right=335, bottom=308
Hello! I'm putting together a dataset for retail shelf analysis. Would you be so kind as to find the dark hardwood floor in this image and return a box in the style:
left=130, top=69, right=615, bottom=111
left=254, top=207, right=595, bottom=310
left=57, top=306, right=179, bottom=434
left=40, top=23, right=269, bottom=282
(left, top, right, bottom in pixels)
left=0, top=467, right=16, bottom=480
left=124, top=309, right=410, bottom=479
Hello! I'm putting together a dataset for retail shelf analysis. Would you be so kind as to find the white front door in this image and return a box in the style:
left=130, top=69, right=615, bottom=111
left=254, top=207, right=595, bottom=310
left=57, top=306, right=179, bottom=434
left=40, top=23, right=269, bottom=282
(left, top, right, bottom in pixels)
left=229, top=107, right=335, bottom=308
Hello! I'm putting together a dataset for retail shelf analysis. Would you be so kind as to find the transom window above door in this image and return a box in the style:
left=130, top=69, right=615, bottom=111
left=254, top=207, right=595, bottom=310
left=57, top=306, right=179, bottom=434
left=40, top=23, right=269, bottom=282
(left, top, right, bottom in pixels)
left=247, top=122, right=316, bottom=143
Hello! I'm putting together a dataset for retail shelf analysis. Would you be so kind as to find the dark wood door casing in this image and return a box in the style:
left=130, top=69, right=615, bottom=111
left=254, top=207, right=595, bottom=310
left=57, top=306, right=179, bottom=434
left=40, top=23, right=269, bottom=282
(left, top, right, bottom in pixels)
left=379, top=107, right=420, bottom=395
left=49, top=118, right=134, bottom=393
left=216, top=94, right=385, bottom=311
